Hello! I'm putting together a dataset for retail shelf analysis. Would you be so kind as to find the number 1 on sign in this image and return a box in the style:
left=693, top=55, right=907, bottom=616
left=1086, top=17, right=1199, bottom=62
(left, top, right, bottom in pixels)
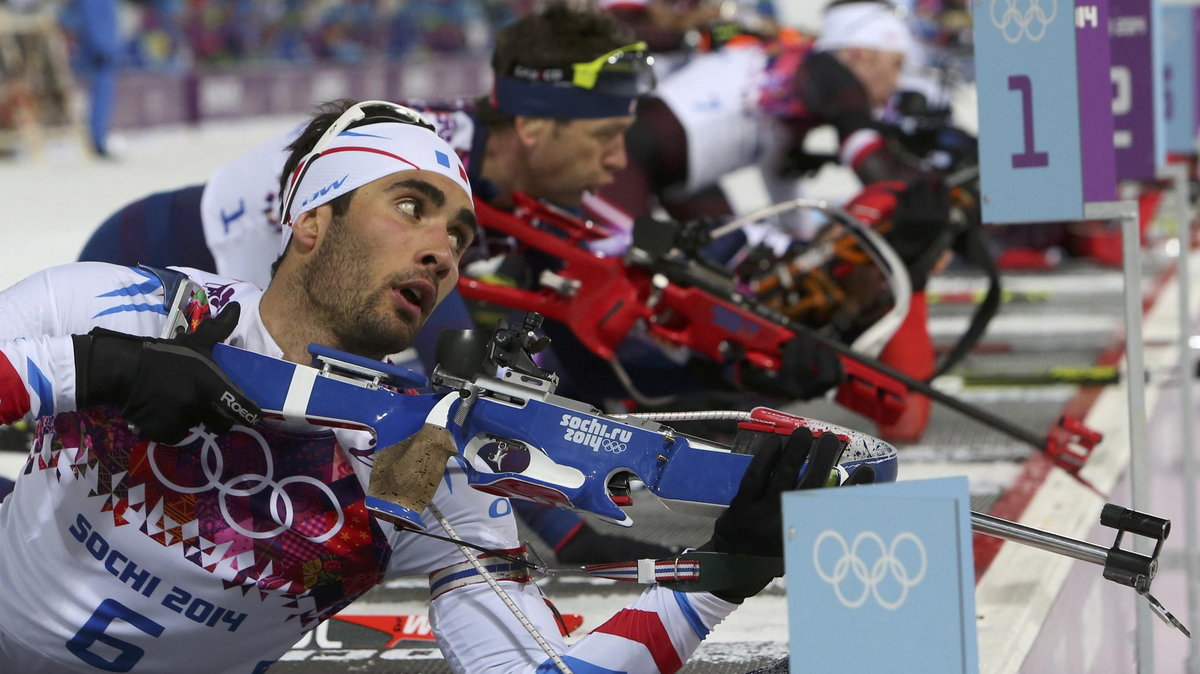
left=1008, top=75, right=1049, bottom=168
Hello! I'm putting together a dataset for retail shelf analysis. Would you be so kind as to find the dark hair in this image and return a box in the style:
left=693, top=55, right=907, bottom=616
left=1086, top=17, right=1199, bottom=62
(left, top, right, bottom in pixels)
left=271, top=99, right=359, bottom=277
left=278, top=99, right=359, bottom=218
left=478, top=3, right=634, bottom=130
left=492, top=3, right=632, bottom=75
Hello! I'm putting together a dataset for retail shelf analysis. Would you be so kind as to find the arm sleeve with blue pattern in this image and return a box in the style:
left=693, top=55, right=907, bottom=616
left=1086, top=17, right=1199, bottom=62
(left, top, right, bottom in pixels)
left=0, top=263, right=169, bottom=422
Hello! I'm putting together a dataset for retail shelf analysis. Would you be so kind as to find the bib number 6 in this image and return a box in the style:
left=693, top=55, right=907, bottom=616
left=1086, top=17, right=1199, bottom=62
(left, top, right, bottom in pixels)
left=67, top=599, right=164, bottom=672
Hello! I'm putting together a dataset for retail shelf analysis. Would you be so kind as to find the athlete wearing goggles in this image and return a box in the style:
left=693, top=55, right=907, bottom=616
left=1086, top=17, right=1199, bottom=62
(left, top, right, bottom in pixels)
left=493, top=42, right=656, bottom=119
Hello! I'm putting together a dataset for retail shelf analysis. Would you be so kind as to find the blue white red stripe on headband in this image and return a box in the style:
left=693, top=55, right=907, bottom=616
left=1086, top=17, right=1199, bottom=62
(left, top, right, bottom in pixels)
left=282, top=121, right=472, bottom=248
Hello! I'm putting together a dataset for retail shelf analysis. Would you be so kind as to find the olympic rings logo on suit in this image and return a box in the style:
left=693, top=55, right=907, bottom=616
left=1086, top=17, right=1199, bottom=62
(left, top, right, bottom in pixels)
left=147, top=426, right=345, bottom=544
left=989, top=0, right=1058, bottom=43
left=812, top=530, right=927, bottom=610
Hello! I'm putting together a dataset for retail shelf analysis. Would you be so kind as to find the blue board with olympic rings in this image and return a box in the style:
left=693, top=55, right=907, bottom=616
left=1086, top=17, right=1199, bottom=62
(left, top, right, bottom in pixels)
left=782, top=476, right=977, bottom=673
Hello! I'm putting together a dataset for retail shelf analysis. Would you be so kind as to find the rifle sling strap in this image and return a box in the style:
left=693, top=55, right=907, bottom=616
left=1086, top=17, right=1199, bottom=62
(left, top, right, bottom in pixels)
left=582, top=551, right=783, bottom=592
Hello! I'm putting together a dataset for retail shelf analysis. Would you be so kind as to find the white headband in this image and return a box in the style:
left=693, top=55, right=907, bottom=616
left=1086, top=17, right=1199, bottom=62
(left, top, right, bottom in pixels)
left=815, top=2, right=913, bottom=56
left=281, top=120, right=472, bottom=251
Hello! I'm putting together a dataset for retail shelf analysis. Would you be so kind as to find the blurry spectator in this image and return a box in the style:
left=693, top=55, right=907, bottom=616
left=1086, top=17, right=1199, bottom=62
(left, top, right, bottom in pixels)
left=185, top=0, right=248, bottom=64
left=74, top=0, right=503, bottom=71
left=311, top=0, right=375, bottom=63
left=388, top=0, right=488, bottom=58
left=263, top=0, right=312, bottom=62
left=128, top=0, right=189, bottom=71
left=60, top=0, right=120, bottom=156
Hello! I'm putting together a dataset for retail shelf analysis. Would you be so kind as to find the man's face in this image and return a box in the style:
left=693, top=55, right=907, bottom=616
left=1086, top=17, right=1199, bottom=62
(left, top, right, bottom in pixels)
left=298, top=170, right=476, bottom=358
left=841, top=48, right=905, bottom=109
left=522, top=115, right=634, bottom=207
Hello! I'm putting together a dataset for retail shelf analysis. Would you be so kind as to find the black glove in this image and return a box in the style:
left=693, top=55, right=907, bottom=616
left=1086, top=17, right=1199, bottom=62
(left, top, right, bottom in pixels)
left=737, top=333, right=844, bottom=401
left=886, top=178, right=953, bottom=291
left=701, top=427, right=875, bottom=603
left=73, top=302, right=261, bottom=444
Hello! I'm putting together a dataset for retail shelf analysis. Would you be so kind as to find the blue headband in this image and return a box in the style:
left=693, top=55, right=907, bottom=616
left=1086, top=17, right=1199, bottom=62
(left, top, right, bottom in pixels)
left=493, top=78, right=637, bottom=119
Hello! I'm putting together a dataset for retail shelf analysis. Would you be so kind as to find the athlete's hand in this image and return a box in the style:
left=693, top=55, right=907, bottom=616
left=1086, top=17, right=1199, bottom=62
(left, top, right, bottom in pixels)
left=74, top=302, right=261, bottom=444
left=737, top=333, right=844, bottom=401
left=701, top=427, right=874, bottom=603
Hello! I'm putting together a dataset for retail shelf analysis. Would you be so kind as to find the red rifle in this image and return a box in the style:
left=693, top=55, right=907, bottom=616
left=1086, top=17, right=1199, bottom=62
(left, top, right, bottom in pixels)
left=458, top=195, right=1101, bottom=473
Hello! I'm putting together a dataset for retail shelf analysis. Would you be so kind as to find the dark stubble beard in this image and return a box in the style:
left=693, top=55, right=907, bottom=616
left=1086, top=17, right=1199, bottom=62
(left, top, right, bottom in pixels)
left=296, top=214, right=423, bottom=359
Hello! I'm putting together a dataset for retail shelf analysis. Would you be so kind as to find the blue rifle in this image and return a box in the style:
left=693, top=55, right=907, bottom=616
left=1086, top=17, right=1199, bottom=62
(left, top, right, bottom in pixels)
left=208, top=312, right=899, bottom=532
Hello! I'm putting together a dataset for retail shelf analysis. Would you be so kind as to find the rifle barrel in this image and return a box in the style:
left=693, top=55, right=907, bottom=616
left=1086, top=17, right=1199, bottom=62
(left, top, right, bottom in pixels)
left=971, top=511, right=1108, bottom=567
left=776, top=312, right=1050, bottom=450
